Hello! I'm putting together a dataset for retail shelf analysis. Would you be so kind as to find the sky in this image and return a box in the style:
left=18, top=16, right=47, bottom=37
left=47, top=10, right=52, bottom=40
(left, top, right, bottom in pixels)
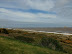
left=0, top=0, right=72, bottom=27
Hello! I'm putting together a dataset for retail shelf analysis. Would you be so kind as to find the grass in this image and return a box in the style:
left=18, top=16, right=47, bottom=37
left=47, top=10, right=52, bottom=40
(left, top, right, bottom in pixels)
left=0, top=36, right=67, bottom=54
left=0, top=28, right=72, bottom=54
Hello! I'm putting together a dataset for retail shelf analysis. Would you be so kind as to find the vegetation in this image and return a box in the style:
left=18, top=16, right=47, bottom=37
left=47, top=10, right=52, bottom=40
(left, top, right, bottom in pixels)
left=0, top=36, right=67, bottom=54
left=0, top=28, right=72, bottom=54
left=15, top=36, right=35, bottom=43
left=0, top=28, right=9, bottom=34
left=40, top=37, right=63, bottom=51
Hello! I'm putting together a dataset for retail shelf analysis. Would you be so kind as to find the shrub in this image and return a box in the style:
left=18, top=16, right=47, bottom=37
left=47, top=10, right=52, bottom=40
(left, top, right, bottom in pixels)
left=14, top=36, right=35, bottom=43
left=0, top=28, right=9, bottom=34
left=40, top=37, right=63, bottom=51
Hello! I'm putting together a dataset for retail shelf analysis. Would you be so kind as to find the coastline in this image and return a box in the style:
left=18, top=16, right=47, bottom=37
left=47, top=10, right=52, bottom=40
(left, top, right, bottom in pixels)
left=12, top=28, right=72, bottom=35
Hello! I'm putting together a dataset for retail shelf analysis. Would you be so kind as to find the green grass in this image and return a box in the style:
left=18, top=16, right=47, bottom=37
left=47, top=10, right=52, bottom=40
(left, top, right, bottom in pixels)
left=0, top=36, right=67, bottom=54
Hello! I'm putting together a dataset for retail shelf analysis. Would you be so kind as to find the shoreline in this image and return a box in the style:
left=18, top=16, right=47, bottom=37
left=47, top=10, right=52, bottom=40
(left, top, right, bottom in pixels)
left=13, top=28, right=72, bottom=35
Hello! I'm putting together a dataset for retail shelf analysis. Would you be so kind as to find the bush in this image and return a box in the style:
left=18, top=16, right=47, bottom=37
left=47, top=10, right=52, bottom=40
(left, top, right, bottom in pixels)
left=0, top=28, right=9, bottom=34
left=40, top=37, right=63, bottom=51
left=14, top=36, right=35, bottom=43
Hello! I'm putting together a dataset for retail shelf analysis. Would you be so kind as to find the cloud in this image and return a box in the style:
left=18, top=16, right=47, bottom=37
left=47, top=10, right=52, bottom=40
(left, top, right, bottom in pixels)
left=51, top=0, right=72, bottom=19
left=0, top=0, right=54, bottom=11
left=0, top=0, right=56, bottom=23
left=52, top=0, right=71, bottom=11
left=0, top=8, right=56, bottom=22
left=55, top=0, right=69, bottom=7
left=0, top=0, right=72, bottom=26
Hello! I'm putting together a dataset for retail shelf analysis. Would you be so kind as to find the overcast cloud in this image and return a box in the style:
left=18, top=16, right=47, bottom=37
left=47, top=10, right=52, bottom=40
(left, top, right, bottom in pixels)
left=0, top=0, right=72, bottom=27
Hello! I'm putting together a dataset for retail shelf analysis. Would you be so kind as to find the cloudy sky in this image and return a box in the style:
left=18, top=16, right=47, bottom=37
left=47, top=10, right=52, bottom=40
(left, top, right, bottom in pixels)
left=0, top=0, right=72, bottom=27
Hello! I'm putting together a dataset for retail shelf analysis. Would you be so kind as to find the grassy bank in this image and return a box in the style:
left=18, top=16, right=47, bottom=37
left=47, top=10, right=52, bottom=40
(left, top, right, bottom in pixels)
left=0, top=28, right=72, bottom=54
left=0, top=36, right=67, bottom=54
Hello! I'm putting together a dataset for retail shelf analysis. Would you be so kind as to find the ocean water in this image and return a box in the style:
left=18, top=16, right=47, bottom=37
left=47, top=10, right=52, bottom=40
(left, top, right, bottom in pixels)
left=0, top=19, right=71, bottom=28
left=0, top=23, right=58, bottom=28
